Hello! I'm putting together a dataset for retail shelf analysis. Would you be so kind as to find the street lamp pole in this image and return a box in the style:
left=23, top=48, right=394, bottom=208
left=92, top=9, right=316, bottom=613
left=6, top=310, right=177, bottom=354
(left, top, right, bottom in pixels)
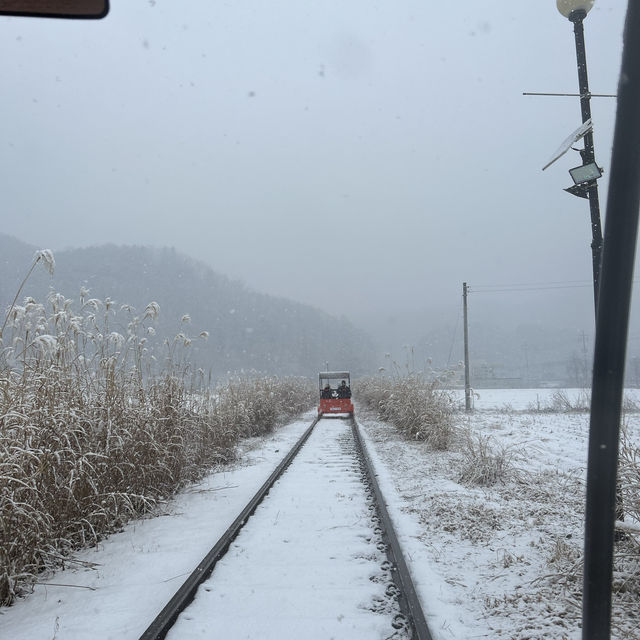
left=568, top=8, right=604, bottom=314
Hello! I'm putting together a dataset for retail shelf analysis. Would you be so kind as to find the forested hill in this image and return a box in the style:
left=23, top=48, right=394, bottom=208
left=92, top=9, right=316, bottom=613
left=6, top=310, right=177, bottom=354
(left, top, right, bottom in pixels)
left=0, top=235, right=376, bottom=378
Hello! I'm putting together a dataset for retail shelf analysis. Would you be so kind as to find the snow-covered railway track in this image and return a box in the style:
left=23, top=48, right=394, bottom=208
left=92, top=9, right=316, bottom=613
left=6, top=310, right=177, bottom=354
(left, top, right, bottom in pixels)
left=140, top=416, right=432, bottom=640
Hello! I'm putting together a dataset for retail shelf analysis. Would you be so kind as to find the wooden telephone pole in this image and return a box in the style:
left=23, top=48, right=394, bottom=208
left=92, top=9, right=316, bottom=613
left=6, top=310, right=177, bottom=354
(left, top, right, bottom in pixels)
left=463, top=282, right=471, bottom=412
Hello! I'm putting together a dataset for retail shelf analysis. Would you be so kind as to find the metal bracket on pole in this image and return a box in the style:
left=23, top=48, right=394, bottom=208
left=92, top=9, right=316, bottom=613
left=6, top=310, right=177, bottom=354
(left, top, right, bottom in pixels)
left=564, top=183, right=591, bottom=199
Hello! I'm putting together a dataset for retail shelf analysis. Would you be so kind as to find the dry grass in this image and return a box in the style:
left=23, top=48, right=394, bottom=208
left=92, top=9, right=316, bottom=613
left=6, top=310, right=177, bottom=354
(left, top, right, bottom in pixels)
left=0, top=273, right=314, bottom=605
left=619, top=428, right=640, bottom=527
left=539, top=534, right=640, bottom=636
left=616, top=428, right=640, bottom=617
left=458, top=431, right=518, bottom=486
left=357, top=375, right=454, bottom=449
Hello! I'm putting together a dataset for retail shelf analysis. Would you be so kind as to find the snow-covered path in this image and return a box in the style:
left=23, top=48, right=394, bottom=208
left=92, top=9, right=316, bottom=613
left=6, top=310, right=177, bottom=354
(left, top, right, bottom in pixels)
left=167, top=418, right=402, bottom=639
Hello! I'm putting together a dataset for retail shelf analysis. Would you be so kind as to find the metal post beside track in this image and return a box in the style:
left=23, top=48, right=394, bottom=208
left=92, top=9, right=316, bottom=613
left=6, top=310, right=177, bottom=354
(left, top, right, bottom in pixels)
left=583, top=3, right=640, bottom=638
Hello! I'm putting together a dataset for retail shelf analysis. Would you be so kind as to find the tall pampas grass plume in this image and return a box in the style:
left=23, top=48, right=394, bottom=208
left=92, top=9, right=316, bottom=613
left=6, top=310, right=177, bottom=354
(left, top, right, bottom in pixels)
left=1, top=249, right=55, bottom=340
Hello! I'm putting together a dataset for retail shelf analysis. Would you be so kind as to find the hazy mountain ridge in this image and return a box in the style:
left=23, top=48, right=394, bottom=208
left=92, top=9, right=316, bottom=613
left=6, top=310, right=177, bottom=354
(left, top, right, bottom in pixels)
left=0, top=235, right=376, bottom=379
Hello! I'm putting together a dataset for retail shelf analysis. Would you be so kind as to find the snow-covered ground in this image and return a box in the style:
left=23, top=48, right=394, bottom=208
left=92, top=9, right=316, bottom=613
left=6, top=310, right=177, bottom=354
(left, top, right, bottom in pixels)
left=359, top=388, right=640, bottom=640
left=1, top=391, right=639, bottom=639
left=168, top=418, right=403, bottom=639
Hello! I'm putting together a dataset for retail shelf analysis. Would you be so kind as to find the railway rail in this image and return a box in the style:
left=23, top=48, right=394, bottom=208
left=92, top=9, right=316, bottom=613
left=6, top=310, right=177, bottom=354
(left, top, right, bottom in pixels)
left=140, top=415, right=433, bottom=640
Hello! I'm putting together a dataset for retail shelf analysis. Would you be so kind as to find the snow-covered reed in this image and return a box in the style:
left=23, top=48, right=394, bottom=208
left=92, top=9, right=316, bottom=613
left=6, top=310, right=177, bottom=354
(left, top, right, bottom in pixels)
left=0, top=284, right=314, bottom=606
left=357, top=375, right=454, bottom=449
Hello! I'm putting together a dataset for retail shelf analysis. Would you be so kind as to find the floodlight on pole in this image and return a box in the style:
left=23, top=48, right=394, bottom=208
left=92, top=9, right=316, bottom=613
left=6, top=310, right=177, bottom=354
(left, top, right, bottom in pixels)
left=570, top=162, right=602, bottom=185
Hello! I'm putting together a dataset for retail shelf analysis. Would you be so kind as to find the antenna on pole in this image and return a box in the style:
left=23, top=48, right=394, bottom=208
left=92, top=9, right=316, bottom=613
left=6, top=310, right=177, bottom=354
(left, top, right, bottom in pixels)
left=523, top=92, right=616, bottom=98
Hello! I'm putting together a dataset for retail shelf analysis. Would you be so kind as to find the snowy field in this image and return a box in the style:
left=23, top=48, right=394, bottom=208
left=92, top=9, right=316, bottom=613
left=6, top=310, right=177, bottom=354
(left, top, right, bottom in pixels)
left=1, top=391, right=639, bottom=639
left=359, top=388, right=640, bottom=640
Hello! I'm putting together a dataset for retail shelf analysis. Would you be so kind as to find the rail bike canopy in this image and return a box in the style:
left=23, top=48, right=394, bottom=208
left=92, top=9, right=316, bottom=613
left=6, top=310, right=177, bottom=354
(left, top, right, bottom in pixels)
left=318, top=371, right=351, bottom=387
left=318, top=371, right=354, bottom=416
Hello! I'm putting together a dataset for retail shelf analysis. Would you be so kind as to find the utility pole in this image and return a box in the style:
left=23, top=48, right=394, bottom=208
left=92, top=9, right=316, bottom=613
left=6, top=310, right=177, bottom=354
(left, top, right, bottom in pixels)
left=463, top=282, right=471, bottom=412
left=580, top=330, right=589, bottom=386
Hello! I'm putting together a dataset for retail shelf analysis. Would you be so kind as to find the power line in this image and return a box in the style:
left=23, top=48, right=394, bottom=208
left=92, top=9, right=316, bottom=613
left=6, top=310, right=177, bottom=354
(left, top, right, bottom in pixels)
left=469, top=279, right=640, bottom=294
left=471, top=283, right=592, bottom=294
left=472, top=284, right=592, bottom=293
left=473, top=279, right=590, bottom=288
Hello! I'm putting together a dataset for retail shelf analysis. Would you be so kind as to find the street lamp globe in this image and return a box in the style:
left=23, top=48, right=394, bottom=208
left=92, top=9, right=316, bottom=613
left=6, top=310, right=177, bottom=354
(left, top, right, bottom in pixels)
left=557, top=0, right=594, bottom=18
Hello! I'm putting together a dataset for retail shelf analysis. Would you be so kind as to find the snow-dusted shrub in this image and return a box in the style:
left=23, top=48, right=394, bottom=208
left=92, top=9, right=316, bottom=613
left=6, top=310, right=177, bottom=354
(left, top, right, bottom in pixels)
left=458, top=432, right=516, bottom=486
left=358, top=375, right=454, bottom=449
left=0, top=261, right=314, bottom=605
left=548, top=535, right=580, bottom=567
left=619, top=429, right=640, bottom=528
left=526, top=389, right=591, bottom=413
left=554, top=389, right=590, bottom=412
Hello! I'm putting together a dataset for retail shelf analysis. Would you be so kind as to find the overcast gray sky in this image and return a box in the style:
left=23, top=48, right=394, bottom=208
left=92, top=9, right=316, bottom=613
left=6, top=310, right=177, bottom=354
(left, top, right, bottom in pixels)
left=0, top=1, right=631, bottom=347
